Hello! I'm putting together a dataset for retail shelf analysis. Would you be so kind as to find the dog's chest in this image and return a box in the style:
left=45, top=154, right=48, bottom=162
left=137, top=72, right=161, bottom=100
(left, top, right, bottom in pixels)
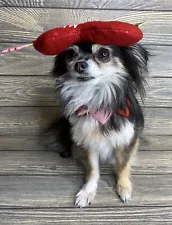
left=70, top=116, right=134, bottom=161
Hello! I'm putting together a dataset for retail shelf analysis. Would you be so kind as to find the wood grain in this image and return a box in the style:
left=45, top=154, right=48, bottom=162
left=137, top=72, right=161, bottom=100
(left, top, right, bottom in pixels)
left=0, top=207, right=172, bottom=225
left=0, top=135, right=171, bottom=151
left=140, top=136, right=172, bottom=151
left=0, top=136, right=45, bottom=150
left=0, top=76, right=171, bottom=107
left=0, top=8, right=172, bottom=45
left=0, top=150, right=171, bottom=176
left=1, top=0, right=172, bottom=11
left=0, top=43, right=53, bottom=76
left=0, top=107, right=61, bottom=135
left=0, top=174, right=171, bottom=207
left=0, top=107, right=171, bottom=135
left=0, top=76, right=57, bottom=106
left=144, top=108, right=172, bottom=135
left=1, top=44, right=171, bottom=77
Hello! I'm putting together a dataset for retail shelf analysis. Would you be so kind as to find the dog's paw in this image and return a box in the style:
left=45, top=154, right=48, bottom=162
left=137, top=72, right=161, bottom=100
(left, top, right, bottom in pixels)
left=116, top=179, right=132, bottom=202
left=75, top=182, right=97, bottom=208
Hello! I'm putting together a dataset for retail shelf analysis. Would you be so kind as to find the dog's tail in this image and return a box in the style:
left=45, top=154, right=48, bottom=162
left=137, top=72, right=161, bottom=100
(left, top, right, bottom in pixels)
left=41, top=117, right=72, bottom=158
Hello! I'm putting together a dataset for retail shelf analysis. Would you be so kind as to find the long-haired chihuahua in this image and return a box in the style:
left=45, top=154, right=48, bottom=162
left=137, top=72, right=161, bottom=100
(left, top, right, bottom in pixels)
left=51, top=42, right=149, bottom=207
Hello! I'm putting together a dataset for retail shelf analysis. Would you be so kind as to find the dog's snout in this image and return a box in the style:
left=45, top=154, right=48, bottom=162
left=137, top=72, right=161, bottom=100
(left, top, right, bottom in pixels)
left=75, top=61, right=88, bottom=73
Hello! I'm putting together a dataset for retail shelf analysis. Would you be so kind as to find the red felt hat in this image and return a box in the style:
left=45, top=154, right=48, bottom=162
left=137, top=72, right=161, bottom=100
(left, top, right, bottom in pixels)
left=33, top=21, right=143, bottom=55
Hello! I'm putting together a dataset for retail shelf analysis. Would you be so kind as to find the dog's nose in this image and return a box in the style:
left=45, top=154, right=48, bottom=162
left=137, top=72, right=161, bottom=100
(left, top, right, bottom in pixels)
left=75, top=61, right=88, bottom=73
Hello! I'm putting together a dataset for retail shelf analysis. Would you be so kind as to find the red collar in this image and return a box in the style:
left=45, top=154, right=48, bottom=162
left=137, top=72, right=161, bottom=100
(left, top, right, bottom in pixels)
left=116, top=100, right=130, bottom=117
left=75, top=100, right=130, bottom=124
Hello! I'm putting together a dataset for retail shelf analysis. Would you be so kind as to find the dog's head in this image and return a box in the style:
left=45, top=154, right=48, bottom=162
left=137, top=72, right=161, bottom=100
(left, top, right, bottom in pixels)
left=52, top=42, right=148, bottom=99
left=52, top=42, right=149, bottom=119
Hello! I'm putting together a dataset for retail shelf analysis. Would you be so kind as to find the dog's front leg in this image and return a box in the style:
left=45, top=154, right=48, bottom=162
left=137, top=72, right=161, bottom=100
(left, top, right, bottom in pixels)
left=115, top=139, right=139, bottom=202
left=75, top=149, right=100, bottom=208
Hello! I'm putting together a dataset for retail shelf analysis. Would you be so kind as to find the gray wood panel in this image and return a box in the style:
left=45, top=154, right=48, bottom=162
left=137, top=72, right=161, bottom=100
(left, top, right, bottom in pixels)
left=140, top=136, right=172, bottom=151
left=0, top=135, right=171, bottom=151
left=1, top=0, right=172, bottom=11
left=0, top=76, right=171, bottom=107
left=0, top=174, right=171, bottom=207
left=0, top=43, right=53, bottom=75
left=0, top=8, right=172, bottom=45
left=1, top=44, right=170, bottom=77
left=0, top=107, right=171, bottom=135
left=0, top=150, right=171, bottom=175
left=144, top=108, right=172, bottom=135
left=0, top=107, right=60, bottom=135
left=0, top=207, right=172, bottom=225
left=0, top=136, right=45, bottom=151
left=0, top=76, right=57, bottom=106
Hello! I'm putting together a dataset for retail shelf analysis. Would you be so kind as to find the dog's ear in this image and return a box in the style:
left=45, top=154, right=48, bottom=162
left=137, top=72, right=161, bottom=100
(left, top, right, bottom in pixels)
left=51, top=53, right=67, bottom=77
left=121, top=44, right=149, bottom=98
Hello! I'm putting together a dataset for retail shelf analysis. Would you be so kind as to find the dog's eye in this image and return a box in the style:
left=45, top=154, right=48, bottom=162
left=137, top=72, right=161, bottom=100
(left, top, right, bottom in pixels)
left=65, top=49, right=78, bottom=60
left=97, top=48, right=110, bottom=62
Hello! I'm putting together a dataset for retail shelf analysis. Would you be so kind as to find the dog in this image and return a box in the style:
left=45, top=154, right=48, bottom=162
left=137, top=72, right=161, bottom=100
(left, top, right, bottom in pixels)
left=51, top=41, right=149, bottom=207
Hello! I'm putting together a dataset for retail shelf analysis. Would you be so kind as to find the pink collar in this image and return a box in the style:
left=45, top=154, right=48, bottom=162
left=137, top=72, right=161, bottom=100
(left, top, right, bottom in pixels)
left=75, top=101, right=130, bottom=124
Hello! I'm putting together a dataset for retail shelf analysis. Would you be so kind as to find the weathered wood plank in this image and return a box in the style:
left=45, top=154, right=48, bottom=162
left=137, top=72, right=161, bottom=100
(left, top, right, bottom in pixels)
left=0, top=76, right=171, bottom=107
left=144, top=108, right=172, bottom=135
left=0, top=207, right=172, bottom=225
left=140, top=136, right=172, bottom=151
left=0, top=43, right=53, bottom=75
left=146, top=78, right=172, bottom=107
left=0, top=150, right=171, bottom=175
left=0, top=107, right=171, bottom=135
left=0, top=135, right=171, bottom=151
left=0, top=76, right=57, bottom=107
left=0, top=107, right=60, bottom=135
left=0, top=136, right=44, bottom=151
left=1, top=44, right=170, bottom=77
left=1, top=0, right=172, bottom=11
left=0, top=8, right=172, bottom=45
left=0, top=174, right=171, bottom=207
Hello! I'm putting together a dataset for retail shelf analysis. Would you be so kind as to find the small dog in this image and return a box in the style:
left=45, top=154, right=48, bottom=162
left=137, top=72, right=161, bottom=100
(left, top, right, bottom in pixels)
left=51, top=42, right=149, bottom=207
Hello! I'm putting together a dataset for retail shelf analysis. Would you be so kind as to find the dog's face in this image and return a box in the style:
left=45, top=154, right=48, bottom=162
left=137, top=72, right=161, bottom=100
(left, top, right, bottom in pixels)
left=53, top=42, right=127, bottom=82
left=52, top=42, right=148, bottom=100
left=59, top=42, right=126, bottom=82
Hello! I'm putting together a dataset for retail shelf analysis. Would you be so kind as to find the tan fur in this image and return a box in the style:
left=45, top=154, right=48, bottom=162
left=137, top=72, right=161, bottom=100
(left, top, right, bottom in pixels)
left=115, top=138, right=139, bottom=202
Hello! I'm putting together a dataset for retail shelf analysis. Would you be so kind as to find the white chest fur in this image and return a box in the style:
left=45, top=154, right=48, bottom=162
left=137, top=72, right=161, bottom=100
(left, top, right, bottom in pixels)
left=70, top=115, right=134, bottom=161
